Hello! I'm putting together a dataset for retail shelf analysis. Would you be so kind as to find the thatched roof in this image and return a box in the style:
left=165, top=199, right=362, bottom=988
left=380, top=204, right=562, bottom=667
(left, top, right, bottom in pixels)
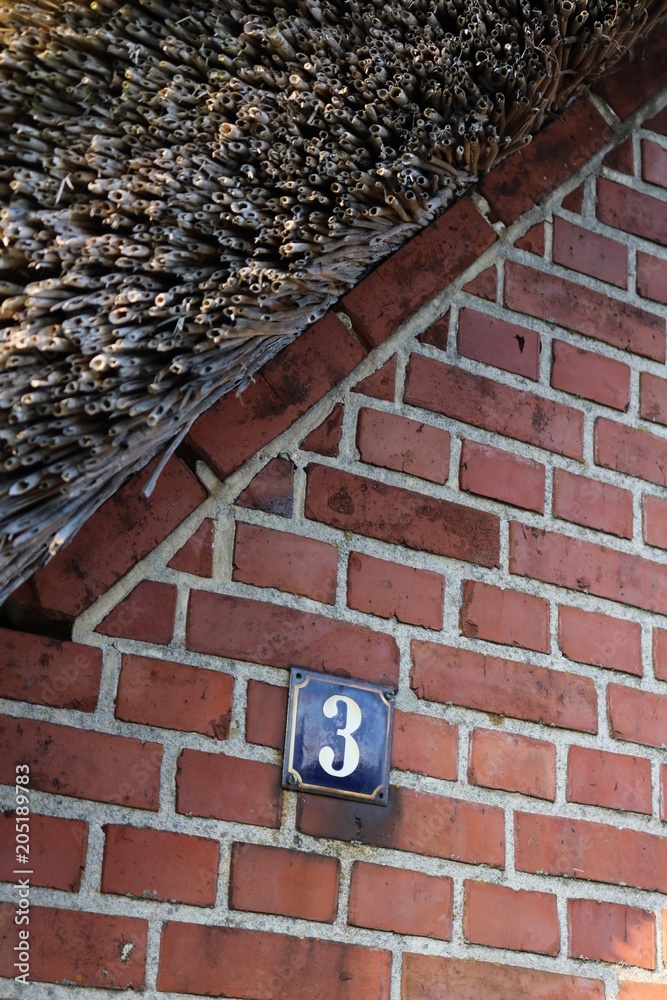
left=1, top=0, right=666, bottom=603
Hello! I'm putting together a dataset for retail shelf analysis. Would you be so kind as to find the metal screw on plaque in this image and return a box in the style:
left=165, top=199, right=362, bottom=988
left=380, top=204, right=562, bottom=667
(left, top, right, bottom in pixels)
left=384, top=691, right=395, bottom=701
left=286, top=773, right=298, bottom=786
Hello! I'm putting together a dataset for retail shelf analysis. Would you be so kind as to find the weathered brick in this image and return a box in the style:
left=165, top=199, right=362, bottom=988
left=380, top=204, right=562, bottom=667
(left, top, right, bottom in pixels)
left=640, top=371, right=667, bottom=425
left=618, top=984, right=667, bottom=1000
left=596, top=417, right=667, bottom=488
left=515, top=812, right=667, bottom=891
left=460, top=580, right=549, bottom=652
left=236, top=457, right=294, bottom=517
left=562, top=182, right=585, bottom=214
left=597, top=177, right=667, bottom=249
left=349, top=862, right=452, bottom=940
left=468, top=729, right=556, bottom=801
left=592, top=31, right=667, bottom=120
left=0, top=813, right=87, bottom=891
left=0, top=716, right=161, bottom=810
left=102, top=825, right=219, bottom=906
left=405, top=352, right=583, bottom=459
left=646, top=107, right=667, bottom=135
left=459, top=439, right=545, bottom=513
left=187, top=590, right=399, bottom=688
left=95, top=580, right=177, bottom=645
left=462, top=265, right=496, bottom=302
left=464, top=881, right=559, bottom=955
left=301, top=403, right=344, bottom=457
left=551, top=339, right=631, bottom=411
left=515, top=221, right=545, bottom=255
left=457, top=308, right=540, bottom=380
left=391, top=711, right=457, bottom=780
left=297, top=785, right=504, bottom=867
left=347, top=551, right=444, bottom=630
left=230, top=843, right=338, bottom=922
left=232, top=521, right=338, bottom=604
left=352, top=356, right=397, bottom=400
left=176, top=748, right=281, bottom=828
left=553, top=216, right=627, bottom=288
left=411, top=641, right=597, bottom=733
left=418, top=313, right=450, bottom=351
left=115, top=653, right=234, bottom=739
left=604, top=136, right=634, bottom=174
left=0, top=903, right=146, bottom=989
left=157, top=922, right=391, bottom=999
left=342, top=196, right=496, bottom=346
left=246, top=679, right=288, bottom=749
left=403, top=952, right=603, bottom=1000
left=558, top=605, right=642, bottom=676
left=653, top=627, right=667, bottom=682
left=0, top=627, right=101, bottom=711
left=356, top=407, right=450, bottom=484
left=167, top=518, right=214, bottom=577
left=505, top=261, right=665, bottom=361
left=554, top=468, right=633, bottom=538
left=569, top=899, right=655, bottom=969
left=637, top=253, right=667, bottom=305
left=643, top=138, right=667, bottom=189
left=567, top=745, right=652, bottom=814
left=662, top=765, right=667, bottom=821
left=305, top=464, right=499, bottom=569
left=187, top=311, right=366, bottom=478
left=510, top=521, right=667, bottom=615
left=608, top=683, right=667, bottom=749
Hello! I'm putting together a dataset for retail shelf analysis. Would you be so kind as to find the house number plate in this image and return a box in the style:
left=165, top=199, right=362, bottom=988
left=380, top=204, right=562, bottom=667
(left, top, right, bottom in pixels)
left=282, top=668, right=395, bottom=806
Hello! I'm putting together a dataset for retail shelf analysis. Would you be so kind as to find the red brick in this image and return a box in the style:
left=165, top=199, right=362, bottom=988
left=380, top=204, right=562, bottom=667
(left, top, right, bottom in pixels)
left=662, top=765, right=667, bottom=820
left=459, top=439, right=545, bottom=513
left=596, top=417, right=667, bottom=487
left=457, top=308, right=540, bottom=380
left=653, top=627, right=667, bottom=681
left=515, top=221, right=545, bottom=255
left=644, top=493, right=667, bottom=549
left=187, top=590, right=399, bottom=689
left=464, top=881, right=559, bottom=956
left=347, top=551, right=444, bottom=630
left=115, top=653, right=234, bottom=739
left=0, top=715, right=161, bottom=810
left=357, top=407, right=450, bottom=484
left=418, top=313, right=450, bottom=351
left=505, top=261, right=665, bottom=361
left=558, top=605, right=642, bottom=676
left=0, top=903, right=147, bottom=989
left=646, top=107, right=667, bottom=135
left=604, top=136, right=634, bottom=174
left=232, top=522, right=338, bottom=604
left=641, top=371, right=667, bottom=425
left=167, top=518, right=214, bottom=577
left=618, top=984, right=667, bottom=1000
left=592, top=31, right=667, bottom=120
left=95, top=580, right=177, bottom=644
left=637, top=253, right=667, bottom=305
left=9, top=455, right=205, bottom=622
left=342, top=196, right=496, bottom=346
left=463, top=265, right=496, bottom=301
left=298, top=784, right=504, bottom=867
left=403, top=952, right=603, bottom=1000
left=553, top=216, right=627, bottom=288
left=349, top=862, right=452, bottom=940
left=510, top=521, right=667, bottom=616
left=460, top=580, right=549, bottom=652
left=468, top=728, right=556, bottom=801
left=551, top=339, right=631, bottom=411
left=568, top=745, right=652, bottom=815
left=187, top=311, right=366, bottom=478
left=176, top=748, right=281, bottom=828
left=608, top=683, right=667, bottom=750
left=411, top=641, right=597, bottom=733
left=236, top=457, right=294, bottom=517
left=157, top=922, right=391, bottom=999
left=479, top=98, right=612, bottom=225
left=406, top=353, right=583, bottom=459
left=643, top=138, right=667, bottom=189
left=246, top=679, right=288, bottom=748
left=0, top=627, right=101, bottom=711
left=102, top=824, right=219, bottom=906
left=391, top=711, right=457, bottom=780
left=569, top=899, right=655, bottom=969
left=554, top=469, right=633, bottom=538
left=562, top=183, right=585, bottom=214
left=515, top=812, right=667, bottom=892
left=0, top=812, right=87, bottom=891
left=230, top=843, right=338, bottom=922
left=301, top=403, right=344, bottom=457
left=305, top=464, right=499, bottom=569
left=597, top=177, right=667, bottom=250
left=352, top=356, right=397, bottom=400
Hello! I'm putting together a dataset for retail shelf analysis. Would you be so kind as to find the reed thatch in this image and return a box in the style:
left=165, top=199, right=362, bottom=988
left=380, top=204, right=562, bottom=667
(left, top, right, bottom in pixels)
left=1, top=0, right=665, bottom=603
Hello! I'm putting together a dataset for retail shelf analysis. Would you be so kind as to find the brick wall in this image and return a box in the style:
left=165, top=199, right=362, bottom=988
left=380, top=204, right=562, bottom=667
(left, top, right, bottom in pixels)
left=1, top=47, right=667, bottom=1000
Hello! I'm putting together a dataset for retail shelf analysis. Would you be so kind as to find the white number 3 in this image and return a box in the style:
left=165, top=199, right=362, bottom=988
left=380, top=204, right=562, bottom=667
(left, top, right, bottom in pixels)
left=319, top=696, right=362, bottom=778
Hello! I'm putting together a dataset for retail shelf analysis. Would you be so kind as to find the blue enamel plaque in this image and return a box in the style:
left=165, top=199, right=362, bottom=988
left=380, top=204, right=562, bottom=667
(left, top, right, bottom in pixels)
left=282, top=668, right=394, bottom=806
